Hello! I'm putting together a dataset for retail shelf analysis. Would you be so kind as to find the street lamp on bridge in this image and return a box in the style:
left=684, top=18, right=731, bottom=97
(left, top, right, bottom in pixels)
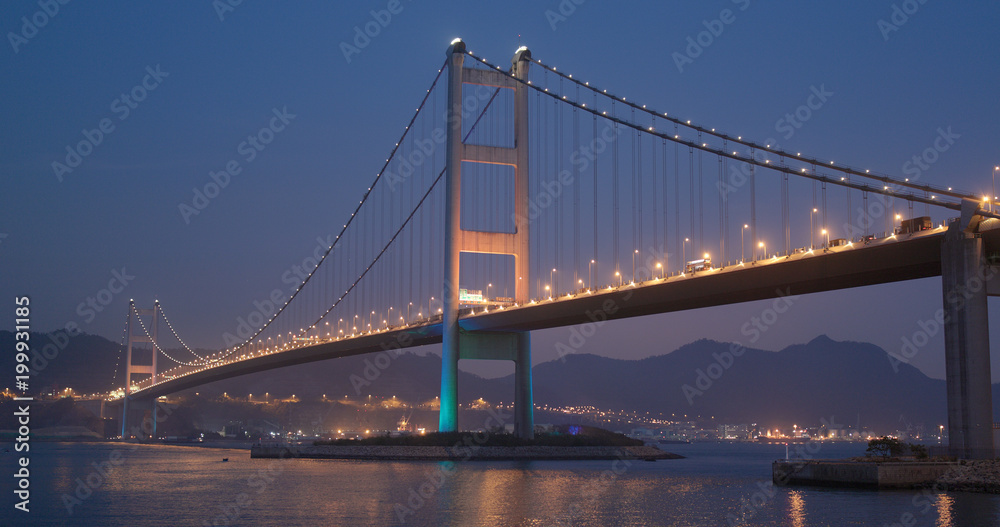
left=632, top=249, right=638, bottom=283
left=742, top=224, right=748, bottom=262
left=993, top=166, right=999, bottom=213
left=810, top=208, right=818, bottom=249
left=589, top=259, right=595, bottom=290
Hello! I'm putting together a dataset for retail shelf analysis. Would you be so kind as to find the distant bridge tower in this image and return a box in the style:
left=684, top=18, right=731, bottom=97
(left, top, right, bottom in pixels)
left=440, top=39, right=534, bottom=438
left=121, top=300, right=160, bottom=439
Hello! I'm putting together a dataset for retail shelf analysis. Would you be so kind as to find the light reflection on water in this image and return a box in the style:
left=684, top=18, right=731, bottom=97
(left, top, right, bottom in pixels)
left=3, top=441, right=998, bottom=526
left=788, top=489, right=807, bottom=527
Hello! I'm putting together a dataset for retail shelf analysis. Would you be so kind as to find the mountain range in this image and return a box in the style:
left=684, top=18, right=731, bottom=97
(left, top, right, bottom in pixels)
left=4, top=330, right=991, bottom=431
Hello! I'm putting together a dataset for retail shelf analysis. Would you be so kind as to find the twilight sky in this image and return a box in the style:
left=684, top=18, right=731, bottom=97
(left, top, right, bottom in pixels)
left=2, top=0, right=1000, bottom=381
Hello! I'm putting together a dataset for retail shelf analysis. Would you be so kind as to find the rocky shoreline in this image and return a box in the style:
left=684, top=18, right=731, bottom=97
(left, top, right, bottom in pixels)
left=251, top=443, right=680, bottom=461
left=774, top=458, right=1000, bottom=494
left=930, top=460, right=1000, bottom=494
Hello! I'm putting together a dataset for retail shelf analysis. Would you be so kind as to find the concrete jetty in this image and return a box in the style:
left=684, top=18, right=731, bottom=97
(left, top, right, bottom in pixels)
left=773, top=460, right=960, bottom=489
left=251, top=443, right=679, bottom=461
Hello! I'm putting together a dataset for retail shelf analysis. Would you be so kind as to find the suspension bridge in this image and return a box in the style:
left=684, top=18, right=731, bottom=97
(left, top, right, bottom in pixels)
left=106, top=39, right=1000, bottom=459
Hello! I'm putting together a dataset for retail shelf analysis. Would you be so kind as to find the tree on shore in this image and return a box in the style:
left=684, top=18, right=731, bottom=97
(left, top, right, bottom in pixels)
left=866, top=436, right=928, bottom=459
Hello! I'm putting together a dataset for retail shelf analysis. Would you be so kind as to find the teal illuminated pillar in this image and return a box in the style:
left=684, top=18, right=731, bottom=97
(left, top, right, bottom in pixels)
left=514, top=332, right=533, bottom=439
left=439, top=39, right=465, bottom=432
left=512, top=47, right=533, bottom=439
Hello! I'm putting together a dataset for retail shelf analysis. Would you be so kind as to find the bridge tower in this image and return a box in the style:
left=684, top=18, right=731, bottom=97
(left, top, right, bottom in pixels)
left=942, top=202, right=995, bottom=459
left=121, top=300, right=160, bottom=439
left=440, top=40, right=534, bottom=438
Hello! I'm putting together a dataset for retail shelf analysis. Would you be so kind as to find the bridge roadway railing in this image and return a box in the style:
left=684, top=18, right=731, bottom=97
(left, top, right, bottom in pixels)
left=126, top=226, right=953, bottom=400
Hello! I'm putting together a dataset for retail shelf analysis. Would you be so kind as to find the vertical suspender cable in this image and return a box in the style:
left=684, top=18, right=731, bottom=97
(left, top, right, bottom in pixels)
left=593, top=92, right=599, bottom=286
left=698, top=132, right=704, bottom=255
left=750, top=148, right=757, bottom=259
left=613, top=100, right=619, bottom=276
left=573, top=83, right=580, bottom=287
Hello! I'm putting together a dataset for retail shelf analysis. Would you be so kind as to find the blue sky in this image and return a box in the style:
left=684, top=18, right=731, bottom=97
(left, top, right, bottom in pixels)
left=2, top=0, right=1000, bottom=381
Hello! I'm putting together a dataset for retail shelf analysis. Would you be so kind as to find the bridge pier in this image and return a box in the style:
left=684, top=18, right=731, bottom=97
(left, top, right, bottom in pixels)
left=514, top=332, right=534, bottom=439
left=120, top=396, right=157, bottom=439
left=942, top=215, right=995, bottom=459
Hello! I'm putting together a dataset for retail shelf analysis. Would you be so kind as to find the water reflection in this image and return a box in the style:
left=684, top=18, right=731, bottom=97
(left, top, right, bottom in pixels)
left=787, top=489, right=806, bottom=527
left=14, top=442, right=1000, bottom=526
left=935, top=493, right=954, bottom=526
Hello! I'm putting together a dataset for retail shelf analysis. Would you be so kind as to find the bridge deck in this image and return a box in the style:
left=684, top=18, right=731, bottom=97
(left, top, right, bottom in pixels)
left=132, top=228, right=948, bottom=399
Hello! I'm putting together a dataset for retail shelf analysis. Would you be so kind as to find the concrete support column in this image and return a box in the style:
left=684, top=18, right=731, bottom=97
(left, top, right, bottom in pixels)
left=942, top=221, right=994, bottom=459
left=121, top=395, right=130, bottom=438
left=122, top=302, right=132, bottom=439
left=439, top=40, right=466, bottom=433
left=514, top=332, right=534, bottom=439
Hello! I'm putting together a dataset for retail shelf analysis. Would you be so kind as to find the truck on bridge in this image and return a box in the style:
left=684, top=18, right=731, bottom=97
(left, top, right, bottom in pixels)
left=896, top=216, right=933, bottom=235
left=684, top=257, right=712, bottom=273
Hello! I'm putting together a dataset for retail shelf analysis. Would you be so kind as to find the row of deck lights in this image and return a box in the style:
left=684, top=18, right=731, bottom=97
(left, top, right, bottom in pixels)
left=116, top=218, right=932, bottom=400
